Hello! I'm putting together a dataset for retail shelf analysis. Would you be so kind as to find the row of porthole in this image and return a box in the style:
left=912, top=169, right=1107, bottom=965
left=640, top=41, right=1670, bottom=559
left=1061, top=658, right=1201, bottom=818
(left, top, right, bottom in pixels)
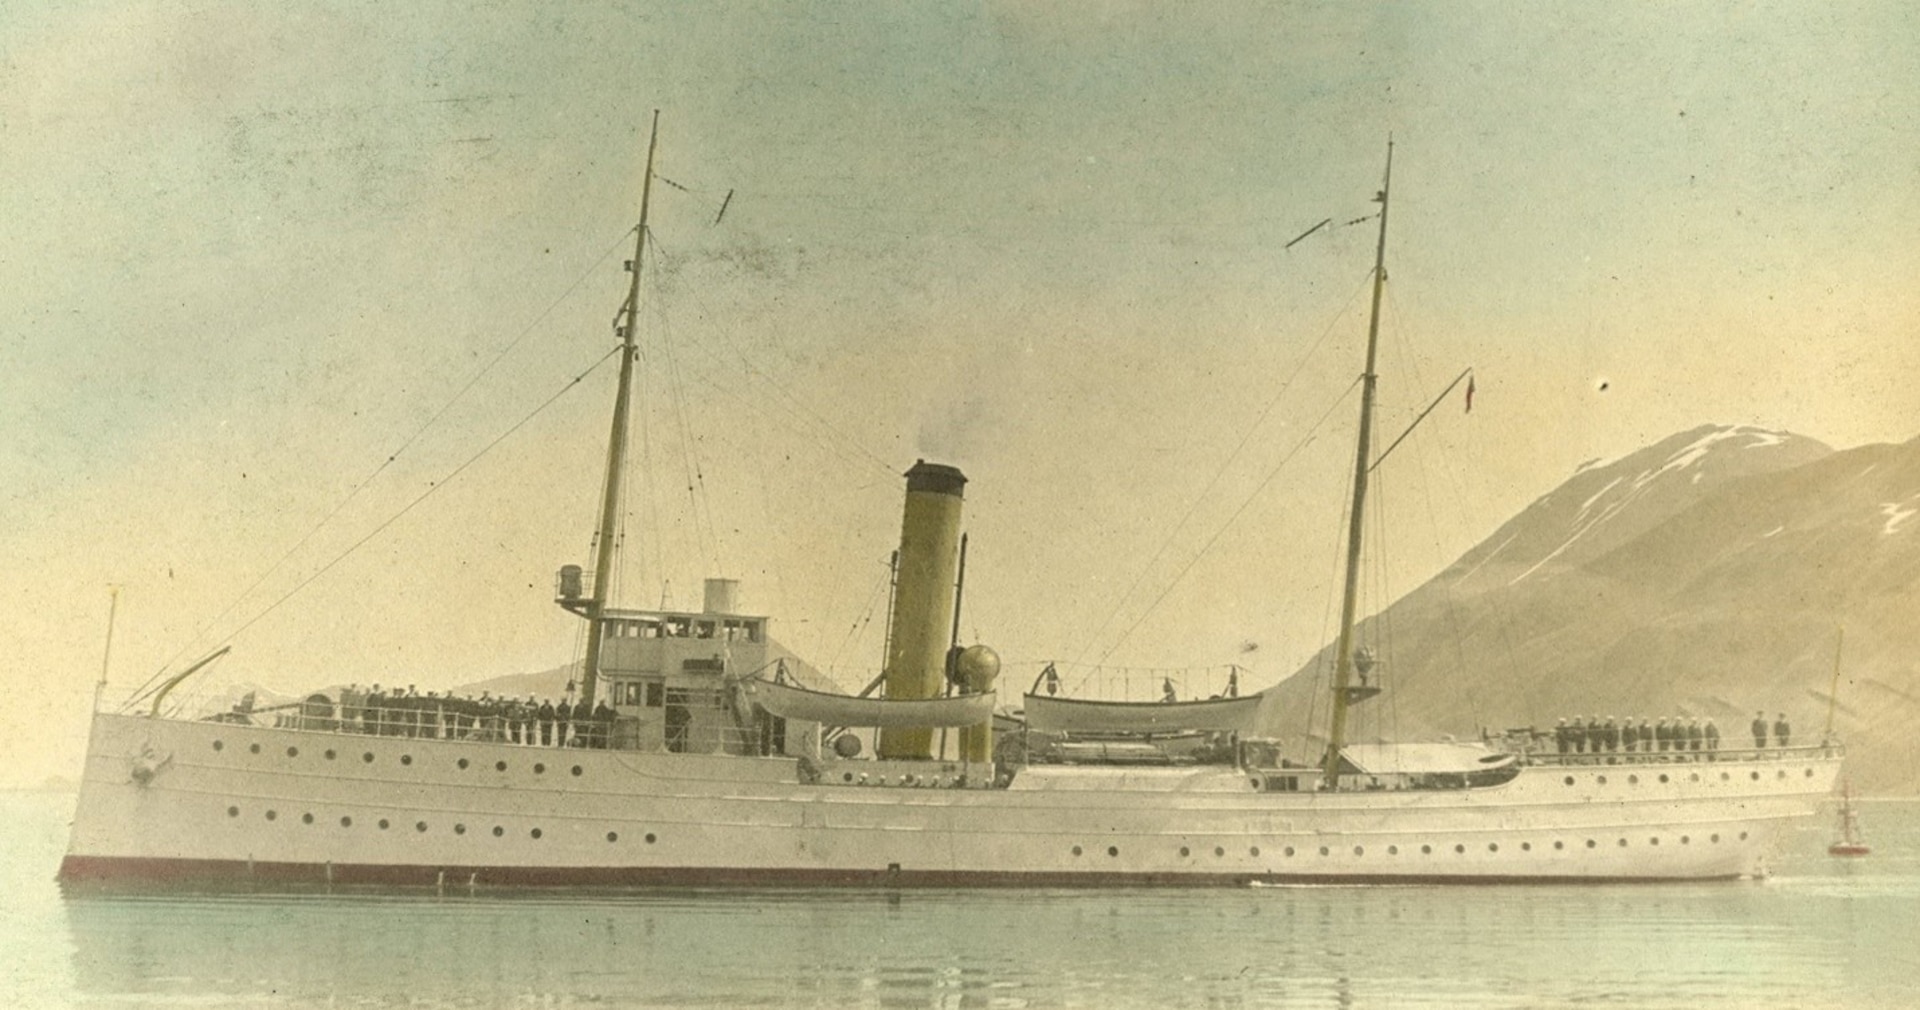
left=1070, top=832, right=1750, bottom=859
left=210, top=740, right=584, bottom=778
left=1563, top=768, right=1814, bottom=787
left=222, top=805, right=655, bottom=844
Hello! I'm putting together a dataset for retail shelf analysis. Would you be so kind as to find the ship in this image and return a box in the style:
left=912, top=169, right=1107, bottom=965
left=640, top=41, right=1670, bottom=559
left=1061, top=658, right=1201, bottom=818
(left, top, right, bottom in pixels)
left=60, top=126, right=1843, bottom=889
left=1828, top=780, right=1870, bottom=857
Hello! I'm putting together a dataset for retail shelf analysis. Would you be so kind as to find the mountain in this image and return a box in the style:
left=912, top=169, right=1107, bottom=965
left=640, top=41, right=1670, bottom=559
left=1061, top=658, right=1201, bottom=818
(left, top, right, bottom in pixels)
left=1262, top=424, right=1920, bottom=794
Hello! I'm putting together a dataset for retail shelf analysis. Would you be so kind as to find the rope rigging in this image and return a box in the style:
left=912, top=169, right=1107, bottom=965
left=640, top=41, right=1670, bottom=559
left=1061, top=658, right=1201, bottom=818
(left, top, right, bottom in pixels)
left=1063, top=265, right=1377, bottom=687
left=122, top=230, right=639, bottom=705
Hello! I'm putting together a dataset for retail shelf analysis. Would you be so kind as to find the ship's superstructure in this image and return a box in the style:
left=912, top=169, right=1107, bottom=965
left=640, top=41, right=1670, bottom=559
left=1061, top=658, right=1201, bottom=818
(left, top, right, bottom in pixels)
left=60, top=129, right=1845, bottom=889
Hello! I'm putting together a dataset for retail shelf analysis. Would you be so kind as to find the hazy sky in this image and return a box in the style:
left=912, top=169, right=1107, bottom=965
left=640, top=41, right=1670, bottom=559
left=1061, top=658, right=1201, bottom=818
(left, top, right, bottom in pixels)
left=4, top=2, right=1916, bottom=787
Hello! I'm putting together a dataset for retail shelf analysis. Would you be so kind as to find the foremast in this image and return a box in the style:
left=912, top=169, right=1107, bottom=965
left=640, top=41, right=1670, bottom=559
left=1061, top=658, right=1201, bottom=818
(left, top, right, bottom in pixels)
left=578, top=110, right=661, bottom=709
left=1320, top=139, right=1393, bottom=788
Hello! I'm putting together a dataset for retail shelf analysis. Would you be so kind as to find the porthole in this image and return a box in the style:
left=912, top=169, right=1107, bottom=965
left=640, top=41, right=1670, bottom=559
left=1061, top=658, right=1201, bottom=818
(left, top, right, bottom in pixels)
left=265, top=809, right=277, bottom=821
left=1689, top=773, right=1700, bottom=782
left=325, top=749, right=337, bottom=761
left=363, top=753, right=375, bottom=764
left=1108, top=846, right=1119, bottom=858
left=1563, top=776, right=1575, bottom=786
left=1710, top=833, right=1720, bottom=843
left=1521, top=842, right=1532, bottom=852
left=249, top=743, right=261, bottom=754
left=1284, top=846, right=1296, bottom=857
left=530, top=828, right=542, bottom=840
left=1776, top=770, right=1786, bottom=780
left=1720, top=772, right=1730, bottom=781
left=227, top=805, right=239, bottom=817
left=645, top=833, right=657, bottom=844
left=571, top=766, right=583, bottom=777
left=534, top=763, right=546, bottom=775
left=1680, top=835, right=1690, bottom=845
left=401, top=755, right=413, bottom=766
left=1387, top=845, right=1398, bottom=855
left=1597, top=775, right=1608, bottom=785
left=287, top=746, right=299, bottom=758
left=1617, top=838, right=1628, bottom=847
left=492, top=826, right=504, bottom=837
left=1421, top=845, right=1432, bottom=855
left=1249, top=846, right=1260, bottom=857
left=607, top=832, right=619, bottom=843
left=1179, top=846, right=1190, bottom=857
left=498, top=761, right=510, bottom=772
left=455, top=824, right=466, bottom=835
left=457, top=758, right=470, bottom=770
left=1627, top=775, right=1638, bottom=785
left=340, top=816, right=353, bottom=828
left=1804, top=768, right=1814, bottom=778
left=1354, top=846, right=1365, bottom=856
left=213, top=741, right=224, bottom=752
left=1658, top=773, right=1669, bottom=783
left=301, top=812, right=314, bottom=825
left=1739, top=831, right=1749, bottom=841
left=1454, top=844, right=1465, bottom=854
left=1488, top=843, right=1499, bottom=853
left=1585, top=839, right=1597, bottom=849
left=1649, top=837, right=1660, bottom=846
left=378, top=818, right=391, bottom=830
left=1319, top=846, right=1330, bottom=857
left=1751, top=771, right=1761, bottom=781
left=1554, top=841, right=1564, bottom=850
left=1071, top=846, right=1083, bottom=857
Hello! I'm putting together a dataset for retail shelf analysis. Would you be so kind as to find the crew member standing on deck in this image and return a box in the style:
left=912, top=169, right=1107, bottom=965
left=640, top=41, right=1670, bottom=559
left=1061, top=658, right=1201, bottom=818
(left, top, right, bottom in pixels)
left=1774, top=713, right=1791, bottom=748
left=1752, top=711, right=1768, bottom=749
left=537, top=697, right=556, bottom=747
left=572, top=697, right=593, bottom=748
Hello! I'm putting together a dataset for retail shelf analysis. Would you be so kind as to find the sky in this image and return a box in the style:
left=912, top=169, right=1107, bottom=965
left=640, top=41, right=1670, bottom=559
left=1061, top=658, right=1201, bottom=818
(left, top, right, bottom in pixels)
left=3, top=2, right=1917, bottom=788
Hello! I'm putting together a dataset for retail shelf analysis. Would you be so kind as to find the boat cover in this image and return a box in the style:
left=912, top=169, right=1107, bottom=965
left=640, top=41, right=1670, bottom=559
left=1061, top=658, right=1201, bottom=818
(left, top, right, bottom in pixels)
left=1021, top=691, right=1265, bottom=734
left=742, top=677, right=995, bottom=728
left=1337, top=742, right=1513, bottom=775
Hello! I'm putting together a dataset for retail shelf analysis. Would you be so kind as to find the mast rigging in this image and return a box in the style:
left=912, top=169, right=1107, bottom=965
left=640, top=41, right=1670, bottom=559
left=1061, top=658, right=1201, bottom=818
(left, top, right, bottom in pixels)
left=1321, top=138, right=1393, bottom=787
left=579, top=110, right=662, bottom=710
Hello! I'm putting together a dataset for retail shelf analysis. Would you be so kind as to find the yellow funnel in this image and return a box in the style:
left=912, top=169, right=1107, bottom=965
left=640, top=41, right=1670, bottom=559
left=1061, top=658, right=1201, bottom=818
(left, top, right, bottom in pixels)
left=877, top=461, right=966, bottom=759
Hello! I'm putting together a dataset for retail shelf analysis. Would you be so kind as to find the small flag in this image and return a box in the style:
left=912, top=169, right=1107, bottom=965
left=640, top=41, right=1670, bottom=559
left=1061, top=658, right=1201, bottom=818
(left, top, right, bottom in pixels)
left=1465, top=375, right=1476, bottom=414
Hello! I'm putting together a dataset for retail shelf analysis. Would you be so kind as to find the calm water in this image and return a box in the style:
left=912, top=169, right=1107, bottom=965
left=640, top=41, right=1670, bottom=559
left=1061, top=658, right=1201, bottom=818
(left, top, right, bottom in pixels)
left=5, top=791, right=1917, bottom=1009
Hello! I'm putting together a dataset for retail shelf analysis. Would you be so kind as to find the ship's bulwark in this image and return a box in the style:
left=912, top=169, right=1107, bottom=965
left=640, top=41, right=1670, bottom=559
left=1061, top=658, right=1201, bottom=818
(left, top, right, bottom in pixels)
left=63, top=712, right=1840, bottom=889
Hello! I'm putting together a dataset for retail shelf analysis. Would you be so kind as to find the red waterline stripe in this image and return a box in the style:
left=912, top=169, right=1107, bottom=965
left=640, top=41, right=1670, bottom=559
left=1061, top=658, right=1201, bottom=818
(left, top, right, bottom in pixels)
left=56, top=855, right=1739, bottom=890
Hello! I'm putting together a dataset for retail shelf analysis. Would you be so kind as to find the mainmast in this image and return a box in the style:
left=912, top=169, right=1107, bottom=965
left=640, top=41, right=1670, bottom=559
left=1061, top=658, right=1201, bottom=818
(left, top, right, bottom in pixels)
left=579, top=110, right=661, bottom=710
left=1320, top=139, right=1393, bottom=787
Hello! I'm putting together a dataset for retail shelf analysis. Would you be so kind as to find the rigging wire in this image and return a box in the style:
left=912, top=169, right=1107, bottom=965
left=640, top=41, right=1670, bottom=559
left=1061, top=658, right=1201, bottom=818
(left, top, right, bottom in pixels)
left=1383, top=284, right=1510, bottom=725
left=123, top=229, right=640, bottom=704
left=645, top=228, right=726, bottom=578
left=1066, top=266, right=1377, bottom=678
left=640, top=232, right=899, bottom=481
left=193, top=346, right=624, bottom=656
left=827, top=561, right=894, bottom=675
left=1083, top=375, right=1364, bottom=681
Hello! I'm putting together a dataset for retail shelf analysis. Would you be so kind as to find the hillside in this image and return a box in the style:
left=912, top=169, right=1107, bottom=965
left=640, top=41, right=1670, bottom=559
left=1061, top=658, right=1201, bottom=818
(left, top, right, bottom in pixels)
left=1262, top=424, right=1920, bottom=793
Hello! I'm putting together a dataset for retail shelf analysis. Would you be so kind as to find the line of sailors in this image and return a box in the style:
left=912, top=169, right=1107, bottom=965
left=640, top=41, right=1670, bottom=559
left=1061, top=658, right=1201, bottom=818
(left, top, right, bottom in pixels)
left=328, top=685, right=617, bottom=749
left=1553, top=715, right=1721, bottom=756
left=1552, top=712, right=1797, bottom=757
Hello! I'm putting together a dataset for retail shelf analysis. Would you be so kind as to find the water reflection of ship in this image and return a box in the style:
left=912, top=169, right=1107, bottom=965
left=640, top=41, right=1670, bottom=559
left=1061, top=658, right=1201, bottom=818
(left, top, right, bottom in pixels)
left=61, top=127, right=1843, bottom=889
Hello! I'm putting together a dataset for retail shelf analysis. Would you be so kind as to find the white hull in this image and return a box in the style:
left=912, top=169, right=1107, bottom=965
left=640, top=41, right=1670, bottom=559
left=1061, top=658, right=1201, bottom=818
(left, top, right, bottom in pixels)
left=63, top=712, right=1840, bottom=887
